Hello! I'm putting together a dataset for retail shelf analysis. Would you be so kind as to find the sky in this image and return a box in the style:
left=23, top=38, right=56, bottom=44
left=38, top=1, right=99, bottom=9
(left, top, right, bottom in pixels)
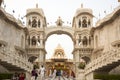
left=2, top=0, right=120, bottom=59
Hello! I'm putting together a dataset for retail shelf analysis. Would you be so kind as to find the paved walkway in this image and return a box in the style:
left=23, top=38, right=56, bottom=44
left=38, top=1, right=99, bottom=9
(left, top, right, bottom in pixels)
left=45, top=76, right=74, bottom=80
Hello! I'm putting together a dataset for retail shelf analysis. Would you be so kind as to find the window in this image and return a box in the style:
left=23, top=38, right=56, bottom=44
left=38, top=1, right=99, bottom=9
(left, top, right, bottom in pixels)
left=89, top=36, right=91, bottom=45
left=28, top=36, right=30, bottom=45
left=38, top=19, right=41, bottom=27
left=32, top=36, right=36, bottom=45
left=82, top=16, right=87, bottom=28
left=32, top=19, right=37, bottom=28
left=118, top=44, right=120, bottom=47
left=83, top=36, right=88, bottom=47
left=88, top=19, right=91, bottom=26
left=78, top=35, right=82, bottom=45
left=28, top=19, right=31, bottom=26
left=0, top=44, right=2, bottom=47
left=79, top=19, right=81, bottom=28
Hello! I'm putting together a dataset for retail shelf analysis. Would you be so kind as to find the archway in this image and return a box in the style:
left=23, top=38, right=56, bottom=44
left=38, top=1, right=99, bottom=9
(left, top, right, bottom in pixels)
left=81, top=56, right=91, bottom=64
left=45, top=30, right=75, bottom=77
left=45, top=34, right=74, bottom=59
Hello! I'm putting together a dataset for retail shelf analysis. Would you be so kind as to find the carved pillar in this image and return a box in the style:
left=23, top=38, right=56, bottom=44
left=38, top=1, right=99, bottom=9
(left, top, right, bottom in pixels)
left=30, top=36, right=32, bottom=47
left=76, top=34, right=79, bottom=46
left=40, top=34, right=43, bottom=46
left=87, top=36, right=89, bottom=47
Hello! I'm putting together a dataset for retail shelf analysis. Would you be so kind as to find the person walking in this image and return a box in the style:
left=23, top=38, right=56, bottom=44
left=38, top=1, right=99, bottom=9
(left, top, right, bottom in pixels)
left=52, top=69, right=57, bottom=79
left=31, top=68, right=37, bottom=80
left=19, top=73, right=25, bottom=80
left=39, top=65, right=45, bottom=80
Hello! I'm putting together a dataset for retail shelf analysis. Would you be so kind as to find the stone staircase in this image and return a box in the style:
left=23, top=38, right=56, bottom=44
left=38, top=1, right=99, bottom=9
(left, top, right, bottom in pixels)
left=85, top=48, right=120, bottom=74
left=0, top=47, right=33, bottom=72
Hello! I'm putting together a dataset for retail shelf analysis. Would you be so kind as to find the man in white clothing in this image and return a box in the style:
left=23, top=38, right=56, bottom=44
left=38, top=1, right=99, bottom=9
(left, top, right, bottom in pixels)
left=39, top=65, right=45, bottom=80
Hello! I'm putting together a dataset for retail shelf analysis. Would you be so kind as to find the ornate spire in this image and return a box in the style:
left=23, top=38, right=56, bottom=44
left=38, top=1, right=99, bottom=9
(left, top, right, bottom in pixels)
left=36, top=3, right=38, bottom=8
left=81, top=3, right=83, bottom=8
left=56, top=44, right=63, bottom=49
left=56, top=16, right=64, bottom=26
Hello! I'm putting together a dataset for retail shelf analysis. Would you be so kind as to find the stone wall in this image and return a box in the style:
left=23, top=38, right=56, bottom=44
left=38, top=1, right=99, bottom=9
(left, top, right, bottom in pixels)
left=94, top=13, right=120, bottom=52
left=0, top=18, right=26, bottom=51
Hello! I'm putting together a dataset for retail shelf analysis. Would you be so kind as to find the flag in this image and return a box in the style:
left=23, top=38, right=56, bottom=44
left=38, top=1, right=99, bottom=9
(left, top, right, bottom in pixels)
left=104, top=10, right=106, bottom=14
left=21, top=17, right=23, bottom=20
left=13, top=10, right=15, bottom=13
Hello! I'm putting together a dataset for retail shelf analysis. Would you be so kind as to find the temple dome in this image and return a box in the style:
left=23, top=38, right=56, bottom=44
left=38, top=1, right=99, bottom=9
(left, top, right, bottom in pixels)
left=26, top=4, right=45, bottom=17
left=51, top=44, right=67, bottom=60
left=75, top=4, right=94, bottom=17
left=55, top=44, right=63, bottom=50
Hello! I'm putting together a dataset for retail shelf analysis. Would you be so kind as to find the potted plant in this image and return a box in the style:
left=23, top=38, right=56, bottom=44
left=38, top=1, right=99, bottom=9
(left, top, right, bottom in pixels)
left=78, top=62, right=85, bottom=69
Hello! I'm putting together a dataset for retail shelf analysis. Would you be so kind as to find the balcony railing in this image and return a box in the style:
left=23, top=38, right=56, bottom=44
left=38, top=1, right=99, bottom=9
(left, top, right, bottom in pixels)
left=85, top=48, right=120, bottom=75
left=0, top=47, right=33, bottom=72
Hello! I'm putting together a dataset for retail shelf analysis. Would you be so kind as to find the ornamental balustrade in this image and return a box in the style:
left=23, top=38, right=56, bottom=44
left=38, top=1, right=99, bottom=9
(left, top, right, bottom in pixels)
left=85, top=48, right=120, bottom=75
left=0, top=47, right=33, bottom=72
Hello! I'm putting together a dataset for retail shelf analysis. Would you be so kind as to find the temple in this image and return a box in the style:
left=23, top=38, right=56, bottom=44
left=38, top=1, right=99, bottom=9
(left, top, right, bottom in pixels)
left=0, top=2, right=120, bottom=80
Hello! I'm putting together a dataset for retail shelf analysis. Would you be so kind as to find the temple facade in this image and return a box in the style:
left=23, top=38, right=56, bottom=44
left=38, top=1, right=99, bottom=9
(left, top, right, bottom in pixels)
left=45, top=44, right=74, bottom=77
left=0, top=2, right=120, bottom=79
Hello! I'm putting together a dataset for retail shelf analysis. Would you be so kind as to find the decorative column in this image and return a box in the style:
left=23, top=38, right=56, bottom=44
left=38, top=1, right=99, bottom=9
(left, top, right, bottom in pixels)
left=87, top=36, right=89, bottom=47
left=38, top=50, right=46, bottom=67
left=30, top=36, right=32, bottom=47
left=40, top=34, right=43, bottom=47
left=76, top=34, right=79, bottom=46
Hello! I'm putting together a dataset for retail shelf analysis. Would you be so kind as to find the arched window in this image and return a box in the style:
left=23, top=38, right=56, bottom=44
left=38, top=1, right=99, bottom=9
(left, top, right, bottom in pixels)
left=38, top=19, right=41, bottom=27
left=82, top=16, right=87, bottom=28
left=89, top=36, right=91, bottom=45
left=83, top=36, right=88, bottom=47
left=28, top=36, right=30, bottom=45
left=78, top=35, right=82, bottom=45
left=32, top=36, right=36, bottom=45
left=79, top=19, right=81, bottom=28
left=28, top=19, right=31, bottom=26
left=32, top=19, right=37, bottom=28
left=58, top=52, right=61, bottom=57
left=88, top=19, right=91, bottom=27
left=37, top=36, right=40, bottom=46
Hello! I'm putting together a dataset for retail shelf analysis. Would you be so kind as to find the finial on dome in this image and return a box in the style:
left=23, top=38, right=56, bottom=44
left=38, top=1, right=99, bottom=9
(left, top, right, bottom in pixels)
left=36, top=3, right=38, bottom=8
left=81, top=3, right=83, bottom=8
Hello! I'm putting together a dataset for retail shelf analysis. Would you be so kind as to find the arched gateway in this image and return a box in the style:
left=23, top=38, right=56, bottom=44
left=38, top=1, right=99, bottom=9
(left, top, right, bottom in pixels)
left=25, top=4, right=94, bottom=77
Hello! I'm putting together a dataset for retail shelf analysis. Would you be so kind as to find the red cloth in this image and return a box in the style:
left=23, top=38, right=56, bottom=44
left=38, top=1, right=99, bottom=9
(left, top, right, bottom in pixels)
left=19, top=76, right=25, bottom=80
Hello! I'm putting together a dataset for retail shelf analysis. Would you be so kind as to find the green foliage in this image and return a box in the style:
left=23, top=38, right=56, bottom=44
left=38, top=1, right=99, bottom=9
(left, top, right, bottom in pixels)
left=34, top=64, right=39, bottom=69
left=78, top=62, right=85, bottom=69
left=94, top=74, right=120, bottom=80
left=0, top=73, right=13, bottom=79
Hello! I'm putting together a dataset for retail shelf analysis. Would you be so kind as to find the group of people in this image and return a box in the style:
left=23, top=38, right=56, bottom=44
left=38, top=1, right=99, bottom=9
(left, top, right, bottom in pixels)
left=31, top=65, right=76, bottom=80
left=12, top=72, right=25, bottom=80
left=31, top=65, right=45, bottom=80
